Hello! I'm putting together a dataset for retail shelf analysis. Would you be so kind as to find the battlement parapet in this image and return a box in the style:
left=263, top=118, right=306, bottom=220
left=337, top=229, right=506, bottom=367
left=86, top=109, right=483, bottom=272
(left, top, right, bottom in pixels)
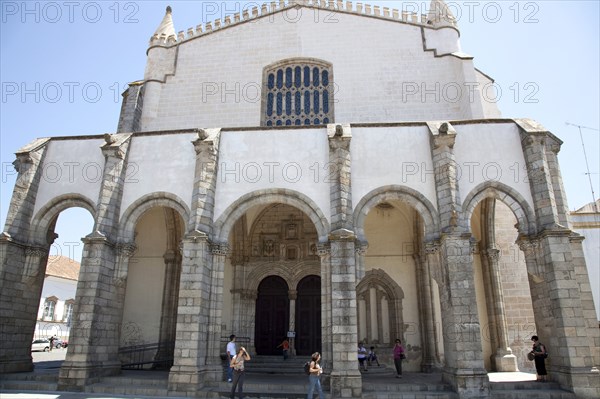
left=148, top=0, right=457, bottom=48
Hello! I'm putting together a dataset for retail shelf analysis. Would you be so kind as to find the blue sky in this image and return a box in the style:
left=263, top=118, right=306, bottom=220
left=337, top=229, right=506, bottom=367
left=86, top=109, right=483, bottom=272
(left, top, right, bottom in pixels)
left=1, top=0, right=599, bottom=262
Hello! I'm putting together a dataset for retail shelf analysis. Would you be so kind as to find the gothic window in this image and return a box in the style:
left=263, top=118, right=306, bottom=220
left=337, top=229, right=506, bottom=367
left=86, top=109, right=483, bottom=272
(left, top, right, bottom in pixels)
left=263, top=59, right=334, bottom=127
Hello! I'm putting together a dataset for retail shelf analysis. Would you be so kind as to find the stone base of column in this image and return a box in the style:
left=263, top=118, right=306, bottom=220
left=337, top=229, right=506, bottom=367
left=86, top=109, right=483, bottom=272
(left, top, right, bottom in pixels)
left=57, top=361, right=121, bottom=391
left=0, top=356, right=33, bottom=373
left=442, top=367, right=489, bottom=398
left=330, top=370, right=362, bottom=398
left=553, top=367, right=600, bottom=399
left=494, top=350, right=518, bottom=372
left=421, top=361, right=440, bottom=373
left=168, top=365, right=221, bottom=395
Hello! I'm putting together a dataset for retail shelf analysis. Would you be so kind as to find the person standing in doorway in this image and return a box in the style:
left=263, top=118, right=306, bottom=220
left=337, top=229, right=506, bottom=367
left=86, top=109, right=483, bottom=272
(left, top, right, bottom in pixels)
left=530, top=335, right=548, bottom=382
left=307, top=352, right=324, bottom=399
left=230, top=346, right=250, bottom=399
left=393, top=339, right=405, bottom=378
left=226, top=335, right=237, bottom=383
left=357, top=342, right=368, bottom=372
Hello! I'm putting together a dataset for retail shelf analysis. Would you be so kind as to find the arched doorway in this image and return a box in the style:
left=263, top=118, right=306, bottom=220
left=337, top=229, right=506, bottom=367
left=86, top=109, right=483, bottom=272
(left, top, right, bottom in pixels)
left=255, top=276, right=289, bottom=355
left=295, top=275, right=321, bottom=355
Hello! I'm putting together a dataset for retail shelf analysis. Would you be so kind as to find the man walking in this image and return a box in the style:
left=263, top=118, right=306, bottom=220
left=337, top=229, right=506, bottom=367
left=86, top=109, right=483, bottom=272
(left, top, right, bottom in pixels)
left=226, top=335, right=237, bottom=383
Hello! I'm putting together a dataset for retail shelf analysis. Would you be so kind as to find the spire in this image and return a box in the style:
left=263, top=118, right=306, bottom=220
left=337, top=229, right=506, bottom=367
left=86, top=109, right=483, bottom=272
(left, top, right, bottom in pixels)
left=153, top=6, right=176, bottom=39
left=427, top=0, right=457, bottom=28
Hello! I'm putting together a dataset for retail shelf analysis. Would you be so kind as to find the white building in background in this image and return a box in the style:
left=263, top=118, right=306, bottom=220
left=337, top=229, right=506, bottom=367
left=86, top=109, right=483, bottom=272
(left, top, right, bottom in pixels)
left=34, top=256, right=80, bottom=340
left=570, top=200, right=600, bottom=322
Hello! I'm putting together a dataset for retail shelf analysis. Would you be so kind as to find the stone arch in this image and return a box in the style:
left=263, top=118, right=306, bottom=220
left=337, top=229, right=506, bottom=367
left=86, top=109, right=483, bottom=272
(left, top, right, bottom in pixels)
left=30, top=194, right=96, bottom=245
left=245, top=260, right=321, bottom=293
left=462, top=181, right=537, bottom=236
left=353, top=185, right=439, bottom=242
left=214, top=189, right=330, bottom=243
left=356, top=269, right=405, bottom=345
left=118, top=192, right=191, bottom=243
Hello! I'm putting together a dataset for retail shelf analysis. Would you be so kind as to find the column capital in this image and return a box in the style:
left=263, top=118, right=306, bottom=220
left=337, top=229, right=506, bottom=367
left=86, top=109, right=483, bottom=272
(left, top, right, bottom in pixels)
left=210, top=243, right=230, bottom=256
left=288, top=289, right=298, bottom=300
left=425, top=240, right=441, bottom=254
left=484, top=248, right=500, bottom=262
left=355, top=240, right=369, bottom=255
left=101, top=133, right=132, bottom=159
left=329, top=228, right=355, bottom=241
left=316, top=242, right=331, bottom=258
left=117, top=242, right=137, bottom=258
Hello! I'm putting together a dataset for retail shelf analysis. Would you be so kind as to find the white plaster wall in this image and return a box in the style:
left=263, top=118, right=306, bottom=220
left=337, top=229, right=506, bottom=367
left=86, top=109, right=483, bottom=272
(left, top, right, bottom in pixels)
left=121, top=207, right=167, bottom=345
left=454, top=123, right=534, bottom=211
left=214, top=129, right=330, bottom=224
left=120, top=133, right=196, bottom=219
left=573, top=224, right=600, bottom=321
left=140, top=12, right=484, bottom=132
left=38, top=276, right=77, bottom=321
left=351, top=126, right=437, bottom=210
left=33, top=139, right=104, bottom=218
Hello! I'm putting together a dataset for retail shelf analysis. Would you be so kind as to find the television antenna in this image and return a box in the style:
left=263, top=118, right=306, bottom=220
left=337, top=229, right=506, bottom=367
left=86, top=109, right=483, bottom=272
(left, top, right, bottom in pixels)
left=565, top=122, right=599, bottom=212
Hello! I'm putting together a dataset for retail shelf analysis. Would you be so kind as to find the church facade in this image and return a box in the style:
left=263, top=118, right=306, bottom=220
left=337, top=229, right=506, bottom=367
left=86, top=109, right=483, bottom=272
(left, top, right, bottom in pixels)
left=1, top=1, right=598, bottom=398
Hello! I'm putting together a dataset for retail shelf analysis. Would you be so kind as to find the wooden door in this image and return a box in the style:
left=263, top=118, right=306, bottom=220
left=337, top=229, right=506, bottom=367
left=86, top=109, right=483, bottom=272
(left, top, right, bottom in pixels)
left=254, top=276, right=289, bottom=355
left=295, top=275, right=321, bottom=356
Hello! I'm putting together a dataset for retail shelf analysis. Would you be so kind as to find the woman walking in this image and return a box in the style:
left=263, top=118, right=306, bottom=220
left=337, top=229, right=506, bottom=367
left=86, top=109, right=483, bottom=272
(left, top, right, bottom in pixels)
left=393, top=339, right=405, bottom=378
left=230, top=346, right=251, bottom=399
left=307, top=352, right=324, bottom=399
left=530, top=336, right=548, bottom=382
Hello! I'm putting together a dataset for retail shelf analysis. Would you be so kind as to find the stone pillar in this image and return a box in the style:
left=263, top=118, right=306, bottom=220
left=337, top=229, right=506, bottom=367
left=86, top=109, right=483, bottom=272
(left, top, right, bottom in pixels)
left=482, top=248, right=517, bottom=372
left=168, top=231, right=214, bottom=394
left=206, top=243, right=228, bottom=367
left=318, top=244, right=333, bottom=370
left=439, top=235, right=489, bottom=396
left=354, top=241, right=367, bottom=283
left=328, top=231, right=362, bottom=398
left=288, top=290, right=297, bottom=356
left=518, top=119, right=599, bottom=398
left=154, top=249, right=181, bottom=366
left=0, top=138, right=50, bottom=374
left=418, top=242, right=441, bottom=372
left=58, top=134, right=132, bottom=391
left=113, top=243, right=136, bottom=346
left=428, top=122, right=489, bottom=397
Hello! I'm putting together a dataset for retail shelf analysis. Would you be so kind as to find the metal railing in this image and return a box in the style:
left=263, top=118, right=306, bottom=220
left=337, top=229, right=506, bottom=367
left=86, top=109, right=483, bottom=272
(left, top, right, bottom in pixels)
left=119, top=341, right=175, bottom=370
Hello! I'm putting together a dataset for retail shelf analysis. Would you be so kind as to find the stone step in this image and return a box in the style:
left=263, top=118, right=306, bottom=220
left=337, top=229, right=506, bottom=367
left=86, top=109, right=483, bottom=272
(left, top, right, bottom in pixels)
left=362, top=393, right=458, bottom=399
left=490, top=389, right=576, bottom=399
left=99, top=374, right=170, bottom=387
left=86, top=382, right=169, bottom=397
left=0, top=380, right=58, bottom=391
left=490, top=381, right=562, bottom=390
left=0, top=371, right=58, bottom=382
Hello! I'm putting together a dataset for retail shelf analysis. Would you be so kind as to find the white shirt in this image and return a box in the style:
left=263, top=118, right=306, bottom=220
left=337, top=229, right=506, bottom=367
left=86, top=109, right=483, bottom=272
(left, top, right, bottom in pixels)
left=227, top=341, right=236, bottom=357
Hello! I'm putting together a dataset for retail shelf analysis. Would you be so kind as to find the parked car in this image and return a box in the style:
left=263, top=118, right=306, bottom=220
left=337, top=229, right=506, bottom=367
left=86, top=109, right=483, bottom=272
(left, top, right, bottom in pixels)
left=31, top=339, right=50, bottom=352
left=52, top=339, right=68, bottom=348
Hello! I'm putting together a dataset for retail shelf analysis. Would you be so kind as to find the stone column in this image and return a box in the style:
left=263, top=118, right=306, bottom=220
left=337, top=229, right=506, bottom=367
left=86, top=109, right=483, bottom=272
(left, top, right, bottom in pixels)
left=318, top=244, right=333, bottom=370
left=428, top=122, right=488, bottom=397
left=482, top=248, right=517, bottom=371
left=58, top=134, right=132, bottom=391
left=168, top=231, right=214, bottom=394
left=112, top=243, right=136, bottom=346
left=0, top=138, right=50, bottom=374
left=354, top=241, right=368, bottom=281
left=518, top=119, right=599, bottom=398
left=328, top=231, right=362, bottom=398
left=206, top=243, right=228, bottom=367
left=154, top=249, right=181, bottom=366
left=288, top=290, right=297, bottom=356
left=418, top=242, right=441, bottom=372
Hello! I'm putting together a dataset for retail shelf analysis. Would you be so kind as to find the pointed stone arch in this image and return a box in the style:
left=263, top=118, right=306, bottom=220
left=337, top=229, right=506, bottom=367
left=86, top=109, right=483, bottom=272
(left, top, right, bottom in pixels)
left=462, top=181, right=537, bottom=236
left=118, top=192, right=191, bottom=243
left=356, top=269, right=405, bottom=345
left=245, top=260, right=321, bottom=293
left=30, top=194, right=96, bottom=245
left=213, top=189, right=330, bottom=243
left=353, top=185, right=439, bottom=242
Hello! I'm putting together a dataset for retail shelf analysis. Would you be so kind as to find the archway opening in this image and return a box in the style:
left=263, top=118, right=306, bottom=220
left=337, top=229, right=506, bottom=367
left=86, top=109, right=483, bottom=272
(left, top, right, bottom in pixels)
left=224, top=202, right=322, bottom=356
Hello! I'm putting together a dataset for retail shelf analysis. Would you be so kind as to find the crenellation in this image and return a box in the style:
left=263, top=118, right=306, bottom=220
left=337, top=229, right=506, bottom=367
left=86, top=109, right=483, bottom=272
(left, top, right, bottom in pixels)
left=356, top=2, right=363, bottom=13
left=365, top=4, right=371, bottom=15
left=234, top=13, right=240, bottom=23
left=252, top=6, right=259, bottom=18
left=421, top=14, right=428, bottom=24
left=402, top=10, right=409, bottom=21
left=187, top=27, right=194, bottom=38
left=177, top=31, right=185, bottom=41
left=261, top=4, right=268, bottom=14
left=214, top=18, right=221, bottom=29
left=392, top=9, right=399, bottom=19
left=224, top=16, right=231, bottom=25
left=205, top=21, right=212, bottom=31
left=196, top=24, right=202, bottom=34
left=242, top=9, right=249, bottom=20
left=373, top=5, right=380, bottom=16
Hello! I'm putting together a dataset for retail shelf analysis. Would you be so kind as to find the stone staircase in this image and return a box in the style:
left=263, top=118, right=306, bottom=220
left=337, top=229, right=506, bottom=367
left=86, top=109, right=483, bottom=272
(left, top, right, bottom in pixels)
left=0, top=370, right=58, bottom=392
left=489, top=380, right=576, bottom=399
